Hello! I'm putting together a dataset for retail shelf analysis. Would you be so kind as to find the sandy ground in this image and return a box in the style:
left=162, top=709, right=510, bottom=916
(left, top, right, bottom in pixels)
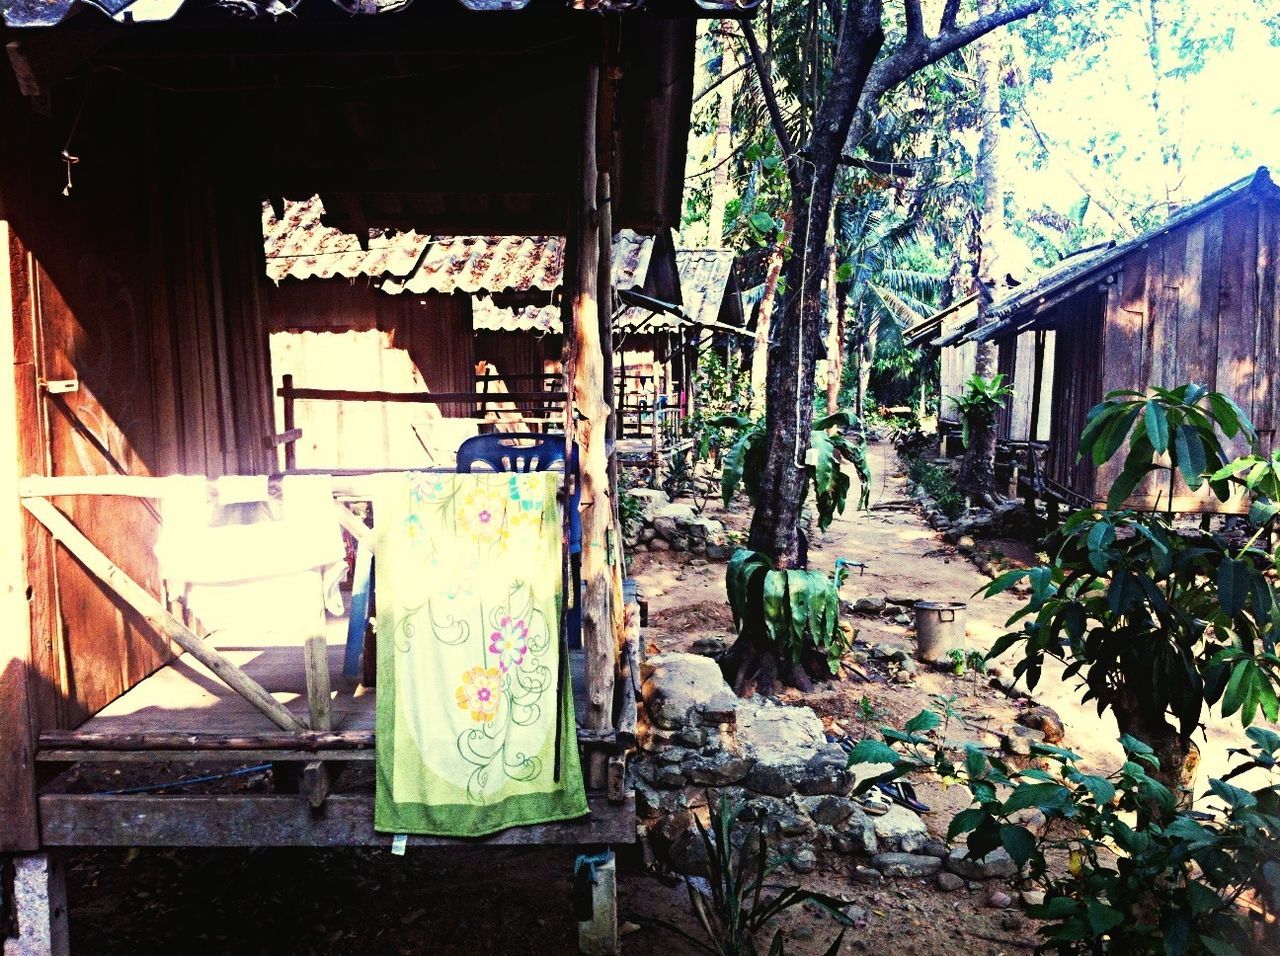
left=60, top=442, right=1271, bottom=954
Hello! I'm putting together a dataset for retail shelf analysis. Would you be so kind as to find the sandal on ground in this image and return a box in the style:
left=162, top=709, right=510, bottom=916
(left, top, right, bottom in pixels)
left=856, top=791, right=891, bottom=816
left=876, top=780, right=930, bottom=814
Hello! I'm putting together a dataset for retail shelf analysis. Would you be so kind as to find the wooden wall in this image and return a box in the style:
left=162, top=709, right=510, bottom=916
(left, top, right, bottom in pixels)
left=995, top=330, right=1055, bottom=443
left=0, top=66, right=276, bottom=847
left=1044, top=192, right=1279, bottom=510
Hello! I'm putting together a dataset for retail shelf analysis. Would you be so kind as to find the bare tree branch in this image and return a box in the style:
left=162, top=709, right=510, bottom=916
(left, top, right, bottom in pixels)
left=904, top=0, right=925, bottom=41
left=838, top=154, right=918, bottom=178
left=923, top=1, right=1045, bottom=67
left=941, top=0, right=961, bottom=30
left=693, top=60, right=749, bottom=105
left=741, top=21, right=797, bottom=167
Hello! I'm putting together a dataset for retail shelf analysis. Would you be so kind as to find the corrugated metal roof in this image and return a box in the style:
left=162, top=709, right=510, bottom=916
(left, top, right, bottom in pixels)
left=264, top=196, right=658, bottom=299
left=3, top=0, right=759, bottom=28
left=382, top=229, right=654, bottom=297
left=970, top=167, right=1279, bottom=343
left=472, top=301, right=563, bottom=334
left=262, top=196, right=430, bottom=284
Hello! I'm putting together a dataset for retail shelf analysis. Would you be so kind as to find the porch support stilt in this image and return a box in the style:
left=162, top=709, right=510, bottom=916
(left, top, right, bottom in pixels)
left=7, top=852, right=70, bottom=956
left=576, top=850, right=618, bottom=956
left=572, top=57, right=617, bottom=789
left=21, top=497, right=307, bottom=733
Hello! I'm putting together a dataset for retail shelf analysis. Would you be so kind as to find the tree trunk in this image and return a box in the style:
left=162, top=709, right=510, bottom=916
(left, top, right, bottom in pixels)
left=958, top=0, right=1004, bottom=506
left=706, top=26, right=738, bottom=248
left=824, top=216, right=842, bottom=412
left=749, top=214, right=791, bottom=415
left=1111, top=693, right=1201, bottom=811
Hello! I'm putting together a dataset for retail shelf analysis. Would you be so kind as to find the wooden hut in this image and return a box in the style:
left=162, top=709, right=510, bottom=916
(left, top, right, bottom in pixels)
left=0, top=4, right=753, bottom=951
left=967, top=167, right=1280, bottom=511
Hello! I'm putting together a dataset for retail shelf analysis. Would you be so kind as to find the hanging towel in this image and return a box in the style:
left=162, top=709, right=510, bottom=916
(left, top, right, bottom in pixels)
left=374, top=471, right=588, bottom=837
left=156, top=475, right=346, bottom=635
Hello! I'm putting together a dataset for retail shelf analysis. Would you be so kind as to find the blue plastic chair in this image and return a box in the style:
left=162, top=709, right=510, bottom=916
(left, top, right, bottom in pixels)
left=456, top=433, right=566, bottom=474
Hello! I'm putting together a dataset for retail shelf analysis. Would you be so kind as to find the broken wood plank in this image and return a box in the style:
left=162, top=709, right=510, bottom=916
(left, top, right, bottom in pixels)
left=38, top=791, right=635, bottom=847
left=22, top=497, right=307, bottom=733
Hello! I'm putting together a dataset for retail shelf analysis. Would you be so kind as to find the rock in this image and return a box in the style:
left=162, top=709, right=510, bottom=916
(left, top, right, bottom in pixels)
left=1020, top=890, right=1046, bottom=909
left=892, top=669, right=915, bottom=684
left=1016, top=706, right=1066, bottom=744
left=1009, top=807, right=1049, bottom=838
left=946, top=846, right=1018, bottom=880
left=956, top=535, right=976, bottom=550
left=1001, top=734, right=1033, bottom=757
left=689, top=637, right=726, bottom=658
left=686, top=517, right=725, bottom=542
left=897, top=658, right=919, bottom=677
left=641, top=653, right=738, bottom=730
left=652, top=503, right=698, bottom=542
left=684, top=753, right=755, bottom=786
left=795, top=745, right=855, bottom=796
left=626, top=488, right=670, bottom=522
left=872, top=804, right=931, bottom=853
left=870, top=852, right=942, bottom=878
left=930, top=515, right=951, bottom=531
left=706, top=543, right=736, bottom=561
left=649, top=538, right=671, bottom=552
left=935, top=872, right=965, bottom=892
left=920, top=840, right=949, bottom=859
left=799, top=795, right=858, bottom=827
left=987, top=890, right=1013, bottom=909
left=1012, top=724, right=1046, bottom=741
left=733, top=703, right=828, bottom=767
left=639, top=527, right=658, bottom=543
left=789, top=847, right=819, bottom=874
left=743, top=766, right=793, bottom=798
left=675, top=725, right=708, bottom=748
left=870, top=644, right=910, bottom=663
left=668, top=534, right=690, bottom=552
left=852, top=865, right=883, bottom=886
left=654, top=766, right=687, bottom=787
left=852, top=596, right=888, bottom=614
left=887, top=594, right=917, bottom=607
left=892, top=614, right=912, bottom=626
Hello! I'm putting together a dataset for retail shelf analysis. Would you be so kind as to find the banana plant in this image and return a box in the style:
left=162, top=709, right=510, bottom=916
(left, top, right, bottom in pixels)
left=713, top=410, right=860, bottom=531
left=947, top=373, right=1015, bottom=449
left=726, top=549, right=850, bottom=675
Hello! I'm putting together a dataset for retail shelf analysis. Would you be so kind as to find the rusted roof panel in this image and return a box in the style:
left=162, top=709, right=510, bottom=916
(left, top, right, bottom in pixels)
left=262, top=196, right=430, bottom=284
left=3, top=0, right=759, bottom=28
left=614, top=248, right=739, bottom=331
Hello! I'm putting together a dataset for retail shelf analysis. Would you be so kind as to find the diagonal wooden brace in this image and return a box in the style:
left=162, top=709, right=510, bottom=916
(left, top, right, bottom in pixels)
left=23, top=496, right=307, bottom=733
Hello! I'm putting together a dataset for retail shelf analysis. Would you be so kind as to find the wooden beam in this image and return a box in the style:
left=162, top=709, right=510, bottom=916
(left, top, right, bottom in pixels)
left=21, top=497, right=308, bottom=733
left=0, top=219, right=41, bottom=851
left=573, top=59, right=617, bottom=791
left=38, top=791, right=635, bottom=848
left=38, top=727, right=626, bottom=752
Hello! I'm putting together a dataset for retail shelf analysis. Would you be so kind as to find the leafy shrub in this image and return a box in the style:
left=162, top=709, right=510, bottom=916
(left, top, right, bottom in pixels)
left=644, top=795, right=852, bottom=956
left=905, top=456, right=964, bottom=519
left=850, top=712, right=1280, bottom=955
left=947, top=373, right=1015, bottom=448
left=726, top=549, right=850, bottom=675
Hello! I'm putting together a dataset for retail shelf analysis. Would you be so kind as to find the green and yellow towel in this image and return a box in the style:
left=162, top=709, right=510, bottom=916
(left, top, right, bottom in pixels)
left=374, top=471, right=588, bottom=836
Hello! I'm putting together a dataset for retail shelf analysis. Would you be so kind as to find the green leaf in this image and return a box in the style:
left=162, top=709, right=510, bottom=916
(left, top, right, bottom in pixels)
left=1002, top=782, right=1068, bottom=815
left=1217, top=558, right=1250, bottom=618
left=1085, top=899, right=1126, bottom=935
left=1145, top=400, right=1170, bottom=453
left=947, top=807, right=987, bottom=840
left=786, top=570, right=813, bottom=648
left=1175, top=423, right=1207, bottom=489
left=903, top=710, right=943, bottom=735
left=845, top=739, right=899, bottom=766
left=999, top=825, right=1036, bottom=869
left=1250, top=498, right=1280, bottom=526
left=761, top=570, right=788, bottom=648
left=749, top=211, right=775, bottom=233
left=1093, top=406, right=1141, bottom=467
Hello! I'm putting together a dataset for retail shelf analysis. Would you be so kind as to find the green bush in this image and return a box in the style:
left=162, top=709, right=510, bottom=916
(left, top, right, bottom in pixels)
left=905, top=456, right=964, bottom=519
left=849, top=712, right=1280, bottom=954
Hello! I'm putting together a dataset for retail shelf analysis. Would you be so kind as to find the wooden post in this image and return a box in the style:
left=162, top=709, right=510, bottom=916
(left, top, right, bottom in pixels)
left=22, top=497, right=307, bottom=733
left=302, top=574, right=331, bottom=732
left=576, top=850, right=619, bottom=956
left=573, top=58, right=616, bottom=790
left=281, top=373, right=297, bottom=471
left=0, top=219, right=41, bottom=852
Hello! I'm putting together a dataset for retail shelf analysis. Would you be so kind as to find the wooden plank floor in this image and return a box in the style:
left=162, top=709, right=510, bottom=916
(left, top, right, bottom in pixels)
left=76, top=615, right=588, bottom=737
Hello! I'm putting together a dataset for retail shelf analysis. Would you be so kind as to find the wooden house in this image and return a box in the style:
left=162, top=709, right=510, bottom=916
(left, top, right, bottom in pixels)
left=967, top=168, right=1280, bottom=511
left=906, top=287, right=1054, bottom=446
left=0, top=4, right=753, bottom=951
